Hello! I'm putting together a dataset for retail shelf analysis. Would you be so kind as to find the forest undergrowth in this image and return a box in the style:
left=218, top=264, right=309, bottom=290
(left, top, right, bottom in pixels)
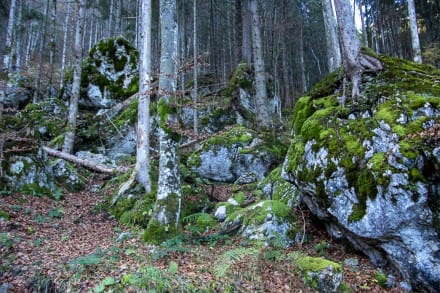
left=0, top=180, right=405, bottom=292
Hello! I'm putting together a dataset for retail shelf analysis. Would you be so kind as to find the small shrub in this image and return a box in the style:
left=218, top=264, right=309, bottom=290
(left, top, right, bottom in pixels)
left=374, top=271, right=388, bottom=288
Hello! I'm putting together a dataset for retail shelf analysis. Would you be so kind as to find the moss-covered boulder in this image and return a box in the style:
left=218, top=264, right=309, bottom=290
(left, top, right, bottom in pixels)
left=218, top=199, right=298, bottom=245
left=283, top=54, right=440, bottom=291
left=187, top=126, right=282, bottom=183
left=76, top=37, right=139, bottom=109
left=2, top=150, right=57, bottom=196
left=51, top=159, right=86, bottom=192
left=297, top=256, right=343, bottom=293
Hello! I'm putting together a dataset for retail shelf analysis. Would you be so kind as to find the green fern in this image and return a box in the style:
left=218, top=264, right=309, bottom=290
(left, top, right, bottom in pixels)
left=213, top=247, right=260, bottom=278
left=182, top=212, right=211, bottom=224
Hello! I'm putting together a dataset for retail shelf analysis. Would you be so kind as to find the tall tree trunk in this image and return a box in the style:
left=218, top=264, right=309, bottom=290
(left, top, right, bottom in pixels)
left=209, top=0, right=219, bottom=80
left=0, top=0, right=17, bottom=123
left=108, top=0, right=114, bottom=37
left=193, top=0, right=198, bottom=135
left=322, top=0, right=342, bottom=72
left=334, top=0, right=363, bottom=101
left=298, top=23, right=307, bottom=93
left=407, top=0, right=422, bottom=63
left=60, top=1, right=71, bottom=89
left=33, top=0, right=50, bottom=103
left=135, top=0, right=152, bottom=193
left=234, top=0, right=242, bottom=63
left=48, top=0, right=57, bottom=98
left=14, top=0, right=23, bottom=73
left=144, top=0, right=181, bottom=243
left=334, top=0, right=382, bottom=104
left=62, top=0, right=85, bottom=154
left=250, top=0, right=271, bottom=129
left=116, top=0, right=122, bottom=36
left=242, top=0, right=252, bottom=64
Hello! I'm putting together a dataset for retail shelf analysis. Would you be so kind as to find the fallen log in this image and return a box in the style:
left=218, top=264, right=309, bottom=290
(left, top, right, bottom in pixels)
left=42, top=146, right=130, bottom=174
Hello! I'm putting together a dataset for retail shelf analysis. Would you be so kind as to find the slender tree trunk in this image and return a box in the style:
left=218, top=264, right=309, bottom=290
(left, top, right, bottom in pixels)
left=334, top=0, right=363, bottom=101
left=0, top=0, right=17, bottom=123
left=145, top=0, right=181, bottom=243
left=88, top=13, right=94, bottom=52
left=298, top=22, right=307, bottom=93
left=234, top=0, right=242, bottom=63
left=242, top=0, right=252, bottom=64
left=250, top=0, right=271, bottom=129
left=116, top=0, right=122, bottom=36
left=62, top=0, right=85, bottom=154
left=193, top=0, right=198, bottom=135
left=14, top=0, right=23, bottom=73
left=135, top=0, right=140, bottom=48
left=33, top=0, right=50, bottom=103
left=407, top=0, right=422, bottom=63
left=322, top=0, right=342, bottom=72
left=334, top=0, right=382, bottom=103
left=48, top=0, right=57, bottom=98
left=178, top=0, right=185, bottom=93
left=135, top=0, right=152, bottom=193
left=60, top=1, right=71, bottom=89
left=109, top=0, right=114, bottom=37
left=209, top=0, right=219, bottom=80
left=25, top=23, right=35, bottom=69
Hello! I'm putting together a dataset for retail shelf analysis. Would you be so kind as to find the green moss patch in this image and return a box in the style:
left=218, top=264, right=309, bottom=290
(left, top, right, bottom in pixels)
left=81, top=37, right=139, bottom=103
left=284, top=53, right=440, bottom=222
left=227, top=200, right=293, bottom=226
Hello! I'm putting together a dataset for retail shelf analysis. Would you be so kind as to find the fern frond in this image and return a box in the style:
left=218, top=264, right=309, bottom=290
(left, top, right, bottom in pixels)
left=182, top=212, right=211, bottom=224
left=213, top=247, right=260, bottom=278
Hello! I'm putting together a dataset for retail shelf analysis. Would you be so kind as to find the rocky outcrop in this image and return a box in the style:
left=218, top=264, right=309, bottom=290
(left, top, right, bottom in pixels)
left=2, top=149, right=58, bottom=196
left=74, top=37, right=139, bottom=109
left=187, top=126, right=280, bottom=183
left=51, top=159, right=86, bottom=192
left=216, top=199, right=298, bottom=246
left=282, top=54, right=440, bottom=291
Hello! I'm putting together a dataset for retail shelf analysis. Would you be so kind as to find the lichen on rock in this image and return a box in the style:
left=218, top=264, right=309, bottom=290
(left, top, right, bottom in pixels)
left=187, top=125, right=282, bottom=183
left=282, top=53, right=440, bottom=290
left=73, top=37, right=139, bottom=109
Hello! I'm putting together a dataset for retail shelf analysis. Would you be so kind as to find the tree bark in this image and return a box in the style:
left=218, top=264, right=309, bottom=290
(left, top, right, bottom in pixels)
left=334, top=0, right=382, bottom=104
left=322, top=0, right=342, bottom=72
left=241, top=0, right=252, bottom=65
left=250, top=0, right=271, bottom=129
left=234, top=0, right=242, bottom=63
left=33, top=0, right=50, bottom=103
left=407, top=0, right=422, bottom=63
left=334, top=0, right=363, bottom=102
left=193, top=0, right=198, bottom=135
left=135, top=0, right=152, bottom=193
left=62, top=0, right=85, bottom=154
left=42, top=146, right=128, bottom=174
left=0, top=0, right=17, bottom=123
left=145, top=0, right=181, bottom=242
left=14, top=0, right=23, bottom=73
left=48, top=0, right=57, bottom=98
left=109, top=0, right=114, bottom=37
left=60, top=1, right=71, bottom=89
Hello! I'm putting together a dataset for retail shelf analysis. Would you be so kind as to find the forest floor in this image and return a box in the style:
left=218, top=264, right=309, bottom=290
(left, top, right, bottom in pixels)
left=0, top=181, right=405, bottom=292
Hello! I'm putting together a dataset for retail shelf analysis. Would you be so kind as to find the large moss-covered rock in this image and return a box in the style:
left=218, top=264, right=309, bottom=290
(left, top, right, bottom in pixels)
left=218, top=199, right=298, bottom=245
left=2, top=149, right=57, bottom=196
left=77, top=37, right=139, bottom=109
left=187, top=126, right=282, bottom=182
left=51, top=159, right=86, bottom=192
left=283, top=54, right=440, bottom=291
